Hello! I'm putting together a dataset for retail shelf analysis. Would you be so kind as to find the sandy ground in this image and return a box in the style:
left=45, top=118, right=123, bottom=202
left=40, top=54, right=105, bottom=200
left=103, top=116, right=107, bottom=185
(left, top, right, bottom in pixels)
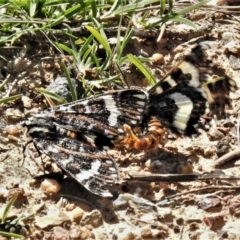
left=0, top=3, right=240, bottom=240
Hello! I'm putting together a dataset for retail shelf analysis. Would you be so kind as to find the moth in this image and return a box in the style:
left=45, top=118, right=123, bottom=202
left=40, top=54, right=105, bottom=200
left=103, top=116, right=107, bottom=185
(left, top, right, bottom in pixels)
left=23, top=89, right=148, bottom=197
left=115, top=42, right=237, bottom=151
left=23, top=42, right=237, bottom=197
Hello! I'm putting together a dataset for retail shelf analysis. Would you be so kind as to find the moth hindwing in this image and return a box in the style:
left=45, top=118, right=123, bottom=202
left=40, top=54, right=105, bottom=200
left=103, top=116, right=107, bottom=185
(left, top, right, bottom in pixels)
left=23, top=89, right=149, bottom=197
left=147, top=42, right=237, bottom=136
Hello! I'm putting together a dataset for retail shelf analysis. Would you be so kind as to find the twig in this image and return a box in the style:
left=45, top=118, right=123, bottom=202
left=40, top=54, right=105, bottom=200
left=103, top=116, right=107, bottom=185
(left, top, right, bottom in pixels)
left=126, top=173, right=240, bottom=182
left=163, top=186, right=240, bottom=202
left=214, top=149, right=240, bottom=167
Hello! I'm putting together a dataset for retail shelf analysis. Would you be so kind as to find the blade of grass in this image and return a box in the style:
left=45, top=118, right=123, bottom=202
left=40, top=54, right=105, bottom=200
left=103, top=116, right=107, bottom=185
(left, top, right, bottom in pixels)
left=36, top=88, right=68, bottom=104
left=81, top=83, right=94, bottom=99
left=0, top=75, right=11, bottom=92
left=168, top=0, right=173, bottom=14
left=160, top=0, right=165, bottom=16
left=0, top=95, right=21, bottom=104
left=111, top=0, right=160, bottom=15
left=86, top=25, right=112, bottom=70
left=78, top=35, right=95, bottom=59
left=176, top=0, right=210, bottom=15
left=90, top=1, right=97, bottom=18
left=164, top=15, right=197, bottom=28
left=114, top=12, right=132, bottom=62
left=0, top=231, right=24, bottom=238
left=86, top=75, right=120, bottom=88
left=103, top=0, right=121, bottom=16
left=63, top=3, right=90, bottom=19
left=1, top=195, right=18, bottom=224
left=56, top=43, right=74, bottom=55
left=127, top=54, right=156, bottom=86
left=61, top=61, right=77, bottom=101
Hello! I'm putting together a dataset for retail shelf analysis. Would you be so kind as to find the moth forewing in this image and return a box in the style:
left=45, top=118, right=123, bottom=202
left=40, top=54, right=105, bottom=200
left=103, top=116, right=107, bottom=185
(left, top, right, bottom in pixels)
left=22, top=89, right=149, bottom=197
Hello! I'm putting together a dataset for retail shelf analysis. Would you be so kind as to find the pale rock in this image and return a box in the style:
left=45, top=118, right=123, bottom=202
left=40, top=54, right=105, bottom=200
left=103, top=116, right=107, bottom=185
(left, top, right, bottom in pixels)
left=67, top=207, right=84, bottom=222
left=81, top=210, right=102, bottom=228
left=41, top=178, right=61, bottom=194
left=53, top=226, right=69, bottom=240
left=30, top=203, right=45, bottom=214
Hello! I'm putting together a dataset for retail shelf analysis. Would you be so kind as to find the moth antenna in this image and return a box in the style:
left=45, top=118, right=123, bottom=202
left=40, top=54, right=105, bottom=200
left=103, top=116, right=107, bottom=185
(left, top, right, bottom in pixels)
left=115, top=62, right=130, bottom=89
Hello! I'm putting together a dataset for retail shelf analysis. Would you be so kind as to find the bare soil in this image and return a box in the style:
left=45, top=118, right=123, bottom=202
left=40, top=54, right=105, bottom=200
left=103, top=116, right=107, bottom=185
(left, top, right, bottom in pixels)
left=0, top=4, right=240, bottom=240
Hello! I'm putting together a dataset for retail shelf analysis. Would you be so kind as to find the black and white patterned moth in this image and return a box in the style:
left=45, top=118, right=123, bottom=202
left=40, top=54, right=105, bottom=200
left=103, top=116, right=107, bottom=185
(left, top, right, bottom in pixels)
left=23, top=89, right=148, bottom=197
left=23, top=42, right=237, bottom=197
left=146, top=42, right=237, bottom=135
left=115, top=42, right=237, bottom=150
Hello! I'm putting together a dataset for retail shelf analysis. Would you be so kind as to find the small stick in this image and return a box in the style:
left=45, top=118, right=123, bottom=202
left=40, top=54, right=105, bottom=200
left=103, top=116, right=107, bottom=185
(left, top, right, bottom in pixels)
left=126, top=173, right=240, bottom=182
left=214, top=149, right=240, bottom=168
left=160, top=186, right=240, bottom=202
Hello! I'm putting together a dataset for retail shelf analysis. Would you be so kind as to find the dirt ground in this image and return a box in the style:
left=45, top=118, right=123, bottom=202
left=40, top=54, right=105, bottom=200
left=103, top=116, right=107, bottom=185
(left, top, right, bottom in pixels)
left=1, top=3, right=240, bottom=240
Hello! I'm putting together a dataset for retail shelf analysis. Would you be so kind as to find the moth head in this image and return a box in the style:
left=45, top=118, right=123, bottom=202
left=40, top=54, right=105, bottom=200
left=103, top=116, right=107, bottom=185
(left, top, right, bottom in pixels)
left=22, top=116, right=55, bottom=138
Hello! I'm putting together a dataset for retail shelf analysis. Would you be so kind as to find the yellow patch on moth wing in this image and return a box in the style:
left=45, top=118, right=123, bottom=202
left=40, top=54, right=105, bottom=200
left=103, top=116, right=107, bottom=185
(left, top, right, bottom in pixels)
left=153, top=77, right=176, bottom=95
left=153, top=86, right=164, bottom=94
left=164, top=76, right=178, bottom=87
left=229, top=78, right=238, bottom=91
left=177, top=61, right=200, bottom=88
left=201, top=84, right=214, bottom=103
left=170, top=92, right=194, bottom=131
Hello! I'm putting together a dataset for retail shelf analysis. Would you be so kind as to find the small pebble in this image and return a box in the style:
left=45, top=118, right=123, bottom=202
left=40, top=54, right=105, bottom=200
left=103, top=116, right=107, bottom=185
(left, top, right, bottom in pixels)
left=65, top=203, right=75, bottom=211
left=21, top=96, right=32, bottom=108
left=69, top=227, right=81, bottom=239
left=67, top=207, right=84, bottom=222
left=118, top=229, right=135, bottom=240
left=204, top=146, right=215, bottom=157
left=189, top=222, right=199, bottom=231
left=41, top=179, right=61, bottom=194
left=31, top=203, right=45, bottom=214
left=141, top=226, right=152, bottom=239
left=4, top=125, right=21, bottom=135
left=79, top=227, right=95, bottom=240
left=151, top=53, right=164, bottom=65
left=198, top=197, right=221, bottom=210
left=208, top=128, right=225, bottom=141
left=7, top=134, right=19, bottom=142
left=81, top=210, right=102, bottom=228
left=5, top=108, right=22, bottom=122
left=53, top=227, right=69, bottom=240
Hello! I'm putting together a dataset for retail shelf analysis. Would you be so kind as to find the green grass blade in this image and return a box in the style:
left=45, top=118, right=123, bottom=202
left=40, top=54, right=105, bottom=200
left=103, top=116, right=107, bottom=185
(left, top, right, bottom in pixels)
left=61, top=61, right=78, bottom=101
left=90, top=1, right=97, bottom=18
left=63, top=2, right=92, bottom=19
left=168, top=0, right=173, bottom=13
left=48, top=15, right=65, bottom=28
left=1, top=195, right=18, bottom=224
left=56, top=43, right=73, bottom=55
left=0, top=75, right=10, bottom=92
left=0, top=95, right=21, bottom=104
left=111, top=0, right=160, bottom=15
left=103, top=0, right=121, bottom=16
left=36, top=88, right=67, bottom=104
left=78, top=35, right=94, bottom=59
left=117, top=28, right=132, bottom=62
left=29, top=1, right=37, bottom=18
left=169, top=15, right=197, bottom=28
left=87, top=75, right=120, bottom=88
left=0, top=231, right=24, bottom=238
left=86, top=25, right=111, bottom=54
left=127, top=54, right=156, bottom=86
left=160, top=0, right=165, bottom=16
left=86, top=24, right=111, bottom=70
left=176, top=0, right=210, bottom=15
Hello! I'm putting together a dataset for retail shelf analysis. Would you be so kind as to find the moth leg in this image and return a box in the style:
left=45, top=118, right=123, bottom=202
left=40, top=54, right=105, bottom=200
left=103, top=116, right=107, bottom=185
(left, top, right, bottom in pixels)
left=114, top=117, right=164, bottom=151
left=22, top=140, right=34, bottom=165
left=22, top=139, right=48, bottom=177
